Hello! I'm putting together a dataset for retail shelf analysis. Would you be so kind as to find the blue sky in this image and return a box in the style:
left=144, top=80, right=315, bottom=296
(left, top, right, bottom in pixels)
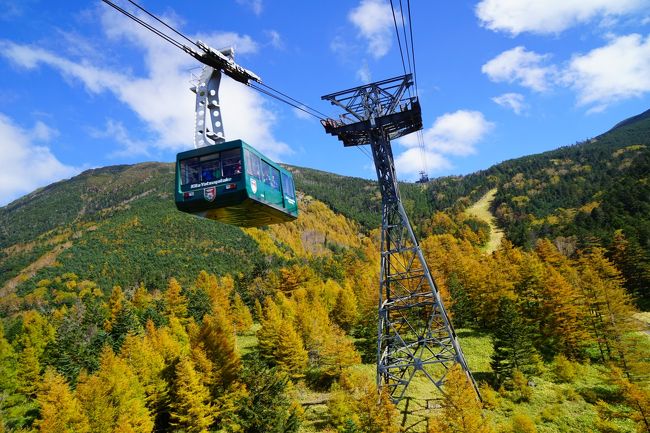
left=1, top=0, right=650, bottom=206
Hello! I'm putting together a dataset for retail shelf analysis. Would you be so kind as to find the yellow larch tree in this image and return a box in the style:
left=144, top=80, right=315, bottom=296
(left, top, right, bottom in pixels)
left=196, top=312, right=241, bottom=392
left=541, top=267, right=591, bottom=358
left=428, top=364, right=494, bottom=433
left=164, top=277, right=188, bottom=320
left=294, top=296, right=359, bottom=382
left=331, top=282, right=359, bottom=332
left=230, top=292, right=253, bottom=333
left=119, top=334, right=167, bottom=414
left=257, top=297, right=283, bottom=364
left=170, top=356, right=214, bottom=433
left=16, top=344, right=41, bottom=398
left=76, top=347, right=153, bottom=433
left=195, top=271, right=234, bottom=315
left=104, top=286, right=125, bottom=332
left=577, top=247, right=639, bottom=363
left=132, top=282, right=151, bottom=310
left=275, top=320, right=308, bottom=379
left=34, top=368, right=89, bottom=433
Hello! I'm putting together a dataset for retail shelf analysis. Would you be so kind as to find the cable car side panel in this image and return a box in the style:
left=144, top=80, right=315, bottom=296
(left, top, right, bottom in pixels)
left=175, top=139, right=298, bottom=227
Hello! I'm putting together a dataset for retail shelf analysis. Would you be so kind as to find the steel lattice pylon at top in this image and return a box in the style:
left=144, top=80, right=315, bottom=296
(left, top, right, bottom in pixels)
left=321, top=75, right=480, bottom=403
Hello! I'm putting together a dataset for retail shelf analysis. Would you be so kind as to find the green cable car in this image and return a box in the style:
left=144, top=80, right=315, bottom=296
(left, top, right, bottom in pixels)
left=175, top=139, right=298, bottom=227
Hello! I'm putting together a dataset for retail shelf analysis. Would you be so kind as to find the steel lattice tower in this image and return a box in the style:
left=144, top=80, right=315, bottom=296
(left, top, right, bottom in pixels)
left=321, top=75, right=479, bottom=403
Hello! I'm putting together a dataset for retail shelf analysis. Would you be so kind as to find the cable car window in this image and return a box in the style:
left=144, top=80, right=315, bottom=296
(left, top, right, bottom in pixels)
left=281, top=173, right=295, bottom=199
left=222, top=149, right=242, bottom=177
left=261, top=161, right=271, bottom=185
left=244, top=149, right=261, bottom=179
left=200, top=153, right=221, bottom=182
left=270, top=166, right=281, bottom=191
left=180, top=154, right=223, bottom=186
left=181, top=157, right=201, bottom=185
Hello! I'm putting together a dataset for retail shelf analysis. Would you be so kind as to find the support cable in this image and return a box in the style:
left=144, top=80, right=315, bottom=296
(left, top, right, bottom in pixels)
left=389, top=0, right=409, bottom=80
left=398, top=0, right=413, bottom=78
left=256, top=82, right=330, bottom=119
left=406, top=0, right=418, bottom=95
left=125, top=0, right=198, bottom=48
left=101, top=0, right=331, bottom=124
left=389, top=0, right=427, bottom=180
left=101, top=0, right=373, bottom=177
left=248, top=83, right=326, bottom=121
left=101, top=0, right=187, bottom=51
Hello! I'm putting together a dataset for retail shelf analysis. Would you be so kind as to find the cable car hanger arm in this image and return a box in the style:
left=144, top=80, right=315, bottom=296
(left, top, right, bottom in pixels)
left=184, top=41, right=261, bottom=85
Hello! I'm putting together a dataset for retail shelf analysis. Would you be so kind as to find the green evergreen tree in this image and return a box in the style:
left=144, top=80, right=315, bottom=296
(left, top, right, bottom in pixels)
left=490, top=297, right=536, bottom=384
left=610, top=230, right=650, bottom=310
left=45, top=299, right=108, bottom=384
left=237, top=360, right=301, bottom=433
left=109, top=301, right=143, bottom=351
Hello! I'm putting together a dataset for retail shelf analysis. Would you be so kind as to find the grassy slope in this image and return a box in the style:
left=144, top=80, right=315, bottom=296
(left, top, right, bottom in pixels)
left=235, top=328, right=496, bottom=433
left=464, top=188, right=504, bottom=253
left=236, top=325, right=638, bottom=433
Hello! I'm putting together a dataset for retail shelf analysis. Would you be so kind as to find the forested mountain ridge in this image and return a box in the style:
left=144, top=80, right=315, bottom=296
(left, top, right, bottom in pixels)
left=0, top=109, right=649, bottom=433
left=291, top=108, right=650, bottom=253
left=289, top=109, right=650, bottom=307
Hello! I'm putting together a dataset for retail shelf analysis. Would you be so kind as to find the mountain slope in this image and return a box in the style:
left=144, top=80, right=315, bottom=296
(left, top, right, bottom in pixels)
left=292, top=108, right=650, bottom=252
left=2, top=109, right=649, bottom=301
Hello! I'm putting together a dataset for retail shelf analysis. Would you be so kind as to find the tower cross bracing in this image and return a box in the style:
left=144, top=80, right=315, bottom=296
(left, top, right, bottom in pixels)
left=321, top=75, right=479, bottom=402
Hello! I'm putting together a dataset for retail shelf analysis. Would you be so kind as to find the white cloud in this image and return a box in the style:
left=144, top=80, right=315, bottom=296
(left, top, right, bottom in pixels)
left=0, top=114, right=78, bottom=206
left=563, top=33, right=650, bottom=107
left=0, top=8, right=290, bottom=160
left=395, top=110, right=493, bottom=177
left=356, top=62, right=371, bottom=83
left=31, top=121, right=60, bottom=141
left=292, top=106, right=313, bottom=121
left=476, top=0, right=647, bottom=35
left=394, top=148, right=452, bottom=179
left=483, top=35, right=650, bottom=111
left=492, top=92, right=527, bottom=115
left=482, top=46, right=556, bottom=92
left=329, top=35, right=349, bottom=57
left=401, top=110, right=494, bottom=155
left=265, top=30, right=283, bottom=50
left=348, top=0, right=394, bottom=59
left=0, top=0, right=32, bottom=20
left=89, top=119, right=151, bottom=158
left=236, top=0, right=263, bottom=16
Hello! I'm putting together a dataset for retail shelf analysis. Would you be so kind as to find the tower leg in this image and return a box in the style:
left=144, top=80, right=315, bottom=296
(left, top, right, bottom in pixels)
left=371, top=133, right=479, bottom=403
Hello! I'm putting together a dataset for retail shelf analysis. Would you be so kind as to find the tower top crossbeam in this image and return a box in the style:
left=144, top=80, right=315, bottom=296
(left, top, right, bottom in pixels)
left=321, top=75, right=422, bottom=147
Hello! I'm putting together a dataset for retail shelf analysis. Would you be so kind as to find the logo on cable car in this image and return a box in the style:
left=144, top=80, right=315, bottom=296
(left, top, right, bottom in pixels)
left=250, top=178, right=258, bottom=194
left=191, top=177, right=233, bottom=189
left=204, top=187, right=216, bottom=201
